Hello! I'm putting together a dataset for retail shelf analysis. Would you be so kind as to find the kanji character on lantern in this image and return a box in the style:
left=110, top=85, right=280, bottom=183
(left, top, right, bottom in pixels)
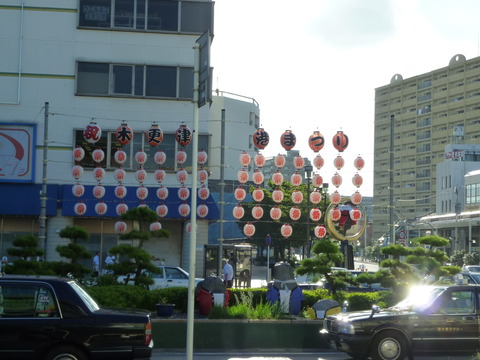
left=274, top=154, right=286, bottom=169
left=280, top=129, right=296, bottom=150
left=253, top=128, right=269, bottom=149
left=175, top=124, right=192, bottom=146
left=332, top=130, right=349, bottom=152
left=308, top=130, right=325, bottom=152
left=254, top=153, right=266, bottom=168
left=115, top=122, right=133, bottom=145
left=156, top=204, right=168, bottom=217
left=146, top=123, right=163, bottom=147
left=83, top=122, right=102, bottom=144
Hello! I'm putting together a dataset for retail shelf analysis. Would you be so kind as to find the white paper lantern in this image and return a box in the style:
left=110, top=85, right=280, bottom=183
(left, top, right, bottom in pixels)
left=156, top=204, right=168, bottom=218
left=176, top=150, right=187, bottom=165
left=252, top=188, right=264, bottom=202
left=289, top=207, right=301, bottom=221
left=312, top=174, right=323, bottom=188
left=154, top=151, right=166, bottom=165
left=114, top=221, right=127, bottom=234
left=350, top=208, right=362, bottom=222
left=272, top=171, right=284, bottom=186
left=74, top=202, right=87, bottom=216
left=198, top=169, right=209, bottom=184
left=136, top=186, right=149, bottom=200
left=234, top=187, right=247, bottom=202
left=93, top=167, right=105, bottom=182
left=270, top=206, right=282, bottom=221
left=150, top=222, right=162, bottom=231
left=291, top=190, right=303, bottom=204
left=176, top=169, right=188, bottom=184
left=92, top=148, right=105, bottom=163
left=252, top=169, right=264, bottom=185
left=237, top=169, right=249, bottom=184
left=95, top=201, right=107, bottom=216
left=72, top=183, right=85, bottom=198
left=274, top=154, right=286, bottom=169
left=114, top=149, right=127, bottom=165
left=333, top=154, right=345, bottom=170
left=293, top=154, right=305, bottom=170
left=254, top=153, right=266, bottom=168
left=272, top=189, right=284, bottom=203
left=93, top=185, right=105, bottom=199
left=198, top=186, right=210, bottom=201
left=197, top=204, right=209, bottom=218
left=280, top=224, right=293, bottom=238
left=330, top=190, right=342, bottom=205
left=314, top=225, right=327, bottom=239
left=331, top=172, right=342, bottom=188
left=290, top=173, right=303, bottom=187
left=233, top=205, right=245, bottom=220
left=251, top=205, right=264, bottom=220
left=310, top=208, right=322, bottom=222
left=114, top=185, right=127, bottom=199
left=114, top=168, right=126, bottom=183
left=243, top=223, right=255, bottom=238
left=157, top=186, right=169, bottom=200
left=354, top=155, right=365, bottom=170
left=135, top=169, right=147, bottom=184
left=178, top=186, right=190, bottom=201
left=198, top=149, right=208, bottom=165
left=178, top=203, right=191, bottom=217
left=72, top=165, right=84, bottom=180
left=73, top=146, right=85, bottom=162
left=135, top=150, right=147, bottom=165
left=310, top=190, right=322, bottom=204
left=116, top=203, right=128, bottom=216
left=352, top=173, right=363, bottom=188
left=313, top=154, right=324, bottom=169
left=155, top=169, right=166, bottom=183
left=239, top=151, right=251, bottom=167
left=351, top=190, right=363, bottom=205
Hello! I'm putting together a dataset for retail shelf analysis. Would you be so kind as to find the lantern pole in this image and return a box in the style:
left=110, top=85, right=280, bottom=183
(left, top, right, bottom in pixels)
left=38, top=101, right=49, bottom=259
left=304, top=164, right=313, bottom=259
left=218, top=108, right=226, bottom=277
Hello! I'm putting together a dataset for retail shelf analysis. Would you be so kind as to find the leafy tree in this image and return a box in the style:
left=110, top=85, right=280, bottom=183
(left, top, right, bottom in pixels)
left=463, top=251, right=480, bottom=266
left=55, top=225, right=92, bottom=279
left=59, top=225, right=89, bottom=244
left=365, top=243, right=381, bottom=261
left=119, top=207, right=169, bottom=248
left=450, top=249, right=466, bottom=266
left=5, top=234, right=52, bottom=275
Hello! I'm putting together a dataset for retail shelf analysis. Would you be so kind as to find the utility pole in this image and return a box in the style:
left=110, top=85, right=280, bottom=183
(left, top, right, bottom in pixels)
left=218, top=108, right=226, bottom=276
left=38, top=102, right=49, bottom=259
left=389, top=114, right=395, bottom=245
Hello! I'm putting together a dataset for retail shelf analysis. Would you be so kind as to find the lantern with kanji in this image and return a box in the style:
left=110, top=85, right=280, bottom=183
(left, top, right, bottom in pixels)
left=330, top=190, right=342, bottom=205
left=83, top=122, right=102, bottom=144
left=198, top=149, right=208, bottom=165
left=233, top=205, right=245, bottom=220
left=92, top=148, right=105, bottom=163
left=155, top=169, right=166, bottom=183
left=237, top=169, right=249, bottom=184
left=252, top=188, right=264, bottom=202
left=154, top=151, right=166, bottom=165
left=198, top=169, right=209, bottom=184
left=74, top=202, right=87, bottom=216
left=352, top=173, right=363, bottom=188
left=333, top=154, right=344, bottom=170
left=156, top=204, right=168, bottom=217
left=197, top=204, right=209, bottom=218
left=239, top=151, right=251, bottom=167
left=135, top=169, right=147, bottom=183
left=115, top=122, right=133, bottom=145
left=310, top=190, right=322, bottom=204
left=332, top=130, right=349, bottom=152
left=234, top=187, right=246, bottom=202
left=73, top=146, right=85, bottom=162
left=351, top=190, right=362, bottom=205
left=308, top=130, right=325, bottom=152
left=330, top=207, right=341, bottom=221
left=293, top=155, right=305, bottom=170
left=254, top=153, right=266, bottom=168
left=274, top=153, right=286, bottom=169
left=290, top=172, right=303, bottom=187
left=72, top=184, right=84, bottom=198
left=252, top=169, right=264, bottom=185
left=272, top=171, right=284, bottom=186
left=114, top=221, right=127, bottom=234
left=252, top=205, right=264, bottom=220
left=332, top=172, right=342, bottom=188
left=93, top=167, right=105, bottom=182
left=115, top=185, right=127, bottom=199
left=93, top=185, right=105, bottom=199
left=157, top=186, right=168, bottom=200
left=313, top=154, right=324, bottom=169
left=95, top=201, right=108, bottom=216
left=350, top=208, right=362, bottom=221
left=312, top=174, right=323, bottom=188
left=176, top=150, right=187, bottom=165
left=176, top=169, right=188, bottom=184
left=175, top=124, right=192, bottom=146
left=114, top=149, right=127, bottom=165
left=198, top=185, right=210, bottom=200
left=310, top=208, right=322, bottom=222
left=243, top=223, right=255, bottom=238
left=186, top=222, right=197, bottom=233
left=253, top=128, right=269, bottom=149
left=291, top=190, right=303, bottom=204
left=314, top=225, right=327, bottom=239
left=281, top=224, right=293, bottom=238
left=136, top=186, right=149, bottom=201
left=150, top=222, right=162, bottom=232
left=272, top=189, right=284, bottom=203
left=280, top=129, right=296, bottom=150
left=178, top=203, right=191, bottom=217
left=270, top=206, right=282, bottom=221
left=135, top=150, right=147, bottom=165
left=289, top=207, right=301, bottom=221
left=178, top=186, right=190, bottom=201
left=72, top=165, right=83, bottom=180
left=116, top=202, right=128, bottom=215
left=354, top=155, right=365, bottom=170
left=114, top=168, right=126, bottom=183
left=146, top=123, right=163, bottom=147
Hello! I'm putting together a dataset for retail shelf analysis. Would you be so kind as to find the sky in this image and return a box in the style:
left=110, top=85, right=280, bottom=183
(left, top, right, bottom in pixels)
left=210, top=0, right=480, bottom=197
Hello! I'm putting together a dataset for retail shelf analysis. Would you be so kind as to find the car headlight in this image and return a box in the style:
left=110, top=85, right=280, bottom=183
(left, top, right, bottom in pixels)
left=339, top=322, right=355, bottom=335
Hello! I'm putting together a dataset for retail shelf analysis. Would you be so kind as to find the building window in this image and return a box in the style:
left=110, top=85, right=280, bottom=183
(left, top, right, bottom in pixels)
left=76, top=62, right=193, bottom=100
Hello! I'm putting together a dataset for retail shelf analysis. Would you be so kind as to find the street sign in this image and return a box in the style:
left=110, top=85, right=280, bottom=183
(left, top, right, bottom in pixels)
left=398, top=229, right=406, bottom=240
left=196, top=30, right=212, bottom=108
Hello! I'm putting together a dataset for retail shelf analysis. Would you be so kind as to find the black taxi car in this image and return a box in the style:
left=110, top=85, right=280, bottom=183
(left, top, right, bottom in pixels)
left=322, top=284, right=480, bottom=360
left=0, top=275, right=153, bottom=360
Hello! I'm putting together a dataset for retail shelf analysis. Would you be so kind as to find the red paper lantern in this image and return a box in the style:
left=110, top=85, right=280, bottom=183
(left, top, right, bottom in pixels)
left=350, top=208, right=362, bottom=221
left=291, top=190, right=303, bottom=204
left=331, top=172, right=342, bottom=187
left=72, top=165, right=83, bottom=180
left=233, top=205, right=245, bottom=220
left=198, top=149, right=208, bottom=165
left=333, top=154, right=344, bottom=170
left=293, top=155, right=305, bottom=170
left=280, top=129, right=296, bottom=150
left=114, top=185, right=127, bottom=199
left=116, top=203, right=128, bottom=216
left=157, top=186, right=169, bottom=200
left=253, top=128, right=269, bottom=149
left=135, top=169, right=147, bottom=183
left=237, top=169, right=249, bottom=184
left=330, top=207, right=341, bottom=221
left=270, top=206, right=282, bottom=221
left=114, top=168, right=126, bottom=183
left=136, top=186, right=149, bottom=200
left=354, top=155, right=365, bottom=170
left=74, top=202, right=87, bottom=216
left=289, top=207, right=301, bottom=221
left=93, top=185, right=105, bottom=199
left=254, top=153, right=266, bottom=168
left=239, top=151, right=251, bottom=167
left=83, top=122, right=102, bottom=144
left=114, top=149, right=127, bottom=165
left=308, top=130, right=325, bottom=152
left=198, top=169, right=208, bottom=184
left=332, top=130, right=349, bottom=152
left=176, top=150, right=187, bottom=165
left=178, top=203, right=191, bottom=217
left=234, top=187, right=246, bottom=202
left=73, top=146, right=85, bottom=162
left=154, top=151, right=166, bottom=165
left=310, top=190, right=322, bottom=204
left=93, top=167, right=105, bottom=182
left=312, top=174, right=323, bottom=188
left=176, top=169, right=188, bottom=184
left=114, top=221, right=127, bottom=234
left=115, top=122, right=133, bottom=145
left=175, top=124, right=192, bottom=146
left=155, top=169, right=166, bottom=183
left=351, top=190, right=362, bottom=205
left=197, top=204, right=209, bottom=218
left=310, top=208, right=322, bottom=222
left=198, top=185, right=210, bottom=200
left=314, top=225, right=327, bottom=239
left=252, top=188, right=264, bottom=202
left=156, top=204, right=168, bottom=217
left=252, top=169, right=264, bottom=185
left=178, top=186, right=190, bottom=201
left=274, top=153, right=286, bottom=169
left=146, top=123, right=163, bottom=147
left=135, top=150, right=147, bottom=165
left=243, top=223, right=256, bottom=237
left=272, top=189, right=284, bottom=203
left=290, top=172, right=303, bottom=187
left=252, top=205, right=264, bottom=220
left=330, top=190, right=342, bottom=205
left=150, top=222, right=162, bottom=231
left=95, top=201, right=107, bottom=216
left=281, top=224, right=293, bottom=238
left=352, top=173, right=363, bottom=188
left=313, top=154, right=324, bottom=169
left=72, top=184, right=84, bottom=198
left=92, top=148, right=105, bottom=163
left=271, top=171, right=284, bottom=186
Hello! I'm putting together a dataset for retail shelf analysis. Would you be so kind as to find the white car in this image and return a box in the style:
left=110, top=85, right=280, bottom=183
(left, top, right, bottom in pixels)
left=462, top=265, right=480, bottom=273
left=119, top=265, right=203, bottom=290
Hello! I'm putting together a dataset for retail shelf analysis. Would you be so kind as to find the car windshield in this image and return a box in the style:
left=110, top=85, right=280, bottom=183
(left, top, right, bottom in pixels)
left=468, top=272, right=480, bottom=283
left=69, top=280, right=100, bottom=312
left=390, top=286, right=445, bottom=311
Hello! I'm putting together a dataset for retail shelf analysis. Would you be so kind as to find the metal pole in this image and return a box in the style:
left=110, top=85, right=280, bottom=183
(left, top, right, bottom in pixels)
left=38, top=102, right=49, bottom=259
left=266, top=245, right=270, bottom=282
left=218, top=108, right=226, bottom=276
left=389, top=114, right=395, bottom=244
left=306, top=173, right=311, bottom=258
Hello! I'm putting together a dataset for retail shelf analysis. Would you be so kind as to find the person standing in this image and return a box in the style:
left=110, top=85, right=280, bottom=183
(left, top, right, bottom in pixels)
left=92, top=251, right=100, bottom=276
left=104, top=252, right=115, bottom=274
left=222, top=259, right=234, bottom=288
left=1, top=255, right=8, bottom=274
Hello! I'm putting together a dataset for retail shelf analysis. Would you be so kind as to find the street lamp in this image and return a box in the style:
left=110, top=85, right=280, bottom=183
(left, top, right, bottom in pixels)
left=304, top=164, right=313, bottom=259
